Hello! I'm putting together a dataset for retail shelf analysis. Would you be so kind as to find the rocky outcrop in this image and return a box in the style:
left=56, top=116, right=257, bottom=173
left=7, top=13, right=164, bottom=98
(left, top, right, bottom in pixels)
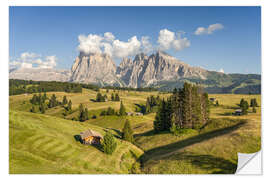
left=70, top=52, right=122, bottom=86
left=116, top=51, right=208, bottom=88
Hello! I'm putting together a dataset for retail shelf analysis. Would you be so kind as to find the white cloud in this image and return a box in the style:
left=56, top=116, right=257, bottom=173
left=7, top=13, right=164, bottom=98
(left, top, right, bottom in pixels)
left=112, top=36, right=141, bottom=58
left=141, top=36, right=153, bottom=54
left=104, top=32, right=115, bottom=42
left=157, top=29, right=190, bottom=51
left=77, top=29, right=190, bottom=59
left=20, top=52, right=39, bottom=60
left=9, top=52, right=58, bottom=70
left=77, top=34, right=103, bottom=54
left=77, top=32, right=142, bottom=59
left=195, top=23, right=224, bottom=35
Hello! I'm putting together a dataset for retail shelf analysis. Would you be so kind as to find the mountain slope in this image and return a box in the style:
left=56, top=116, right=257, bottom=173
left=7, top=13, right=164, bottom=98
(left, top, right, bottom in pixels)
left=9, top=110, right=143, bottom=174
left=70, top=52, right=124, bottom=86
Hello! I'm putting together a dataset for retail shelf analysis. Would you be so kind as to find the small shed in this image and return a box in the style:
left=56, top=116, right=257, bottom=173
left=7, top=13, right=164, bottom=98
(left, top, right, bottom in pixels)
left=80, top=129, right=103, bottom=145
left=234, top=109, right=242, bottom=116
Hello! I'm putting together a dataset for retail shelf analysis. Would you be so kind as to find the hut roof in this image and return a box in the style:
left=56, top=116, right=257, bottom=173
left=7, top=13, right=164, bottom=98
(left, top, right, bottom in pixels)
left=80, top=129, right=103, bottom=139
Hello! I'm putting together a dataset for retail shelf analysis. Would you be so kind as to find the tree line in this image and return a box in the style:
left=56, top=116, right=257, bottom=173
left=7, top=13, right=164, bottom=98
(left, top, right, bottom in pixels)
left=100, top=101, right=126, bottom=116
left=154, top=82, right=210, bottom=133
left=30, top=93, right=72, bottom=115
left=9, top=79, right=100, bottom=95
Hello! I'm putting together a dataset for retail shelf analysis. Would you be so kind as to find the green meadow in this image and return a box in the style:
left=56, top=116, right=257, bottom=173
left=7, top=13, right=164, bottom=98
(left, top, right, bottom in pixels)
left=9, top=88, right=261, bottom=174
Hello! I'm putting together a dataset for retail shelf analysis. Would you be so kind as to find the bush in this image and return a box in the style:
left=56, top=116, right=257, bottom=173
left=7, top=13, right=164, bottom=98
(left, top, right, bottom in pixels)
left=102, top=131, right=117, bottom=155
left=92, top=115, right=97, bottom=119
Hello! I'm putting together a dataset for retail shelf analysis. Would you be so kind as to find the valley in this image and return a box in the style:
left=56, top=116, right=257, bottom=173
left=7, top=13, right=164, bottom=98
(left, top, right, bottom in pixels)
left=9, top=87, right=261, bottom=174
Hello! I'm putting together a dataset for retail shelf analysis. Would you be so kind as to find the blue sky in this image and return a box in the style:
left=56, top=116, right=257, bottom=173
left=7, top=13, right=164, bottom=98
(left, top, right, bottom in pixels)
left=9, top=6, right=261, bottom=74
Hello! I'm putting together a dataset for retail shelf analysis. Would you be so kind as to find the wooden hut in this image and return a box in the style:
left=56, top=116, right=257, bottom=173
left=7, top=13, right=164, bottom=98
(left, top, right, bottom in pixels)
left=80, top=129, right=103, bottom=145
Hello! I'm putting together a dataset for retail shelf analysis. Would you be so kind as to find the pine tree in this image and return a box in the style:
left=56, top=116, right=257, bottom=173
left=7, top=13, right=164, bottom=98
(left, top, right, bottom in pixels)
left=96, top=93, right=102, bottom=102
left=182, top=82, right=193, bottom=128
left=40, top=103, right=45, bottom=114
left=67, top=100, right=72, bottom=112
left=240, top=98, right=245, bottom=108
left=78, top=103, right=84, bottom=121
left=241, top=100, right=249, bottom=115
left=84, top=108, right=89, bottom=120
left=111, top=93, right=115, bottom=101
left=115, top=93, right=120, bottom=101
left=62, top=96, right=68, bottom=105
left=102, top=131, right=117, bottom=155
left=145, top=98, right=151, bottom=113
left=154, top=99, right=166, bottom=132
left=122, top=120, right=134, bottom=142
left=119, top=101, right=126, bottom=116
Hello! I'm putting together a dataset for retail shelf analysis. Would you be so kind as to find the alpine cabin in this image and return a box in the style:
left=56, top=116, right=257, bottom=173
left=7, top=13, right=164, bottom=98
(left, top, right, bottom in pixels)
left=80, top=129, right=103, bottom=145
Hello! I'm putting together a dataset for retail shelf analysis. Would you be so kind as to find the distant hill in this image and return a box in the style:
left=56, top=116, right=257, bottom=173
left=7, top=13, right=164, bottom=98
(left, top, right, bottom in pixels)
left=9, top=51, right=261, bottom=94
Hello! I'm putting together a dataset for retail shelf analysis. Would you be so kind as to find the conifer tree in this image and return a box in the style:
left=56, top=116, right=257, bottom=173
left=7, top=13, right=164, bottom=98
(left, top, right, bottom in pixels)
left=78, top=103, right=84, bottom=121
left=67, top=100, right=72, bottom=112
left=122, top=120, right=134, bottom=142
left=154, top=99, right=166, bottom=132
left=40, top=103, right=45, bottom=114
left=96, top=93, right=102, bottom=102
left=119, top=101, right=126, bottom=116
left=62, top=96, right=68, bottom=105
left=241, top=100, right=249, bottom=115
left=115, top=93, right=120, bottom=101
left=84, top=108, right=89, bottom=120
left=102, top=131, right=117, bottom=155
left=145, top=98, right=151, bottom=113
left=252, top=106, right=257, bottom=113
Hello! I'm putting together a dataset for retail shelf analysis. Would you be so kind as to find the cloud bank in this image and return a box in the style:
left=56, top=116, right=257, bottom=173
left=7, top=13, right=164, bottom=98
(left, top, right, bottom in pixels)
left=77, top=29, right=190, bottom=59
left=195, top=23, right=224, bottom=35
left=10, top=52, right=58, bottom=70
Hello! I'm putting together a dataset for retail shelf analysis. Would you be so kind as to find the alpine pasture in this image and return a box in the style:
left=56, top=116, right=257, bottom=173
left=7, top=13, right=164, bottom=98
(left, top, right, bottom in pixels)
left=9, top=88, right=261, bottom=174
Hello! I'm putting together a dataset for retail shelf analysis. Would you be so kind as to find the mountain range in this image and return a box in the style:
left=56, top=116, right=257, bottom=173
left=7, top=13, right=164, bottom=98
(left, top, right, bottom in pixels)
left=9, top=51, right=261, bottom=94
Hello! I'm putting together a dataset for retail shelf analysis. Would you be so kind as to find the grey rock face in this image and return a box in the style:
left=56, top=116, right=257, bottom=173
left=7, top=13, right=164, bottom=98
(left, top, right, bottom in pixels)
left=9, top=68, right=71, bottom=82
left=116, top=51, right=208, bottom=88
left=9, top=51, right=209, bottom=87
left=70, top=52, right=122, bottom=86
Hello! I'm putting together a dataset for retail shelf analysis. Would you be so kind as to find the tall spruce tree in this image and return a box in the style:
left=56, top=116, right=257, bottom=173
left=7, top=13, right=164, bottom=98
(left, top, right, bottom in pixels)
left=102, top=131, right=117, bottom=155
left=119, top=101, right=126, bottom=116
left=115, top=93, right=120, bottom=101
left=111, top=93, right=115, bottom=101
left=122, top=120, right=134, bottom=142
left=62, top=96, right=68, bottom=105
left=67, top=100, right=72, bottom=112
left=154, top=99, right=166, bottom=132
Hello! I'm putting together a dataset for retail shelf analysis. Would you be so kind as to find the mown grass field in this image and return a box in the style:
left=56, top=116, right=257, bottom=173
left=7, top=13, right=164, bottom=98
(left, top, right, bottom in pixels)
left=9, top=88, right=261, bottom=174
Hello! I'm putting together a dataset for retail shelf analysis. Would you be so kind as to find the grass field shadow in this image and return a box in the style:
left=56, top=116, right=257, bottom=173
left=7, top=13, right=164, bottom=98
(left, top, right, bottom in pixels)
left=140, top=121, right=246, bottom=163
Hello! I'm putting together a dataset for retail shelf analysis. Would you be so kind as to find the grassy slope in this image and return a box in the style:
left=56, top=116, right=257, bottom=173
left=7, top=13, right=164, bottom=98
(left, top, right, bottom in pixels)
left=137, top=94, right=261, bottom=174
left=9, top=110, right=143, bottom=174
left=9, top=89, right=261, bottom=174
